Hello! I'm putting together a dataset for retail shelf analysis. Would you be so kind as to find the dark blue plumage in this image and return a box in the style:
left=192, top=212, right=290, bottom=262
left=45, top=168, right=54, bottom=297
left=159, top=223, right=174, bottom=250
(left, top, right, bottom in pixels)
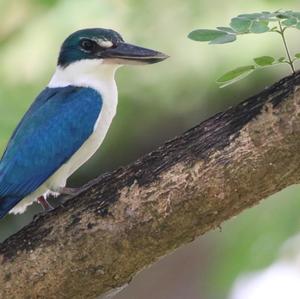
left=0, top=86, right=102, bottom=218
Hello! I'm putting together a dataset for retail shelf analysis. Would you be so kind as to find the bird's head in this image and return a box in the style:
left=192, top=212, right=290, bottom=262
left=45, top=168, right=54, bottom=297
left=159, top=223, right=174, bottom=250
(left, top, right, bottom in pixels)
left=58, top=28, right=169, bottom=68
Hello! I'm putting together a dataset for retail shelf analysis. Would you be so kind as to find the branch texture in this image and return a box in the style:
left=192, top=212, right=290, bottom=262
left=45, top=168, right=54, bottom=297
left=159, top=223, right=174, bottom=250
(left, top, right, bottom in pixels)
left=1, top=73, right=300, bottom=298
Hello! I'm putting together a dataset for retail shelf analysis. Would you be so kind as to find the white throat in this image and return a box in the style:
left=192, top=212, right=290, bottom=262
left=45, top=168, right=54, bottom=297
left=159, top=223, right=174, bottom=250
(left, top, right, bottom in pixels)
left=48, top=59, right=120, bottom=97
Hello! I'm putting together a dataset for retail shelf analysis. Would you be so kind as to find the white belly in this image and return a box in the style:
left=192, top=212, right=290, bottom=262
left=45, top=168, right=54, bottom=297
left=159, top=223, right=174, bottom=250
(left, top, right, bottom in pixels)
left=47, top=102, right=116, bottom=189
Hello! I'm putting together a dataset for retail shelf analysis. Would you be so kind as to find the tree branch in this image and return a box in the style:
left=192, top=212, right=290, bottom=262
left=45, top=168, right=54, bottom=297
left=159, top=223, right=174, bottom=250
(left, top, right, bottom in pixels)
left=1, top=73, right=300, bottom=299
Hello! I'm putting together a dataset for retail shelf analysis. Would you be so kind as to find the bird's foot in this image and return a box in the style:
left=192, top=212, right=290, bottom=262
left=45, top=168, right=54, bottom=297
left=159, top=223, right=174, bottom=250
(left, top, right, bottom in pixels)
left=33, top=196, right=55, bottom=221
left=37, top=196, right=54, bottom=211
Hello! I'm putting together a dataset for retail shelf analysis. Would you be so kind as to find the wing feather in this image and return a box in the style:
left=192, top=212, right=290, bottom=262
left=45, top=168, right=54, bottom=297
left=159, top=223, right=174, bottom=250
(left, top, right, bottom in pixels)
left=0, top=86, right=102, bottom=215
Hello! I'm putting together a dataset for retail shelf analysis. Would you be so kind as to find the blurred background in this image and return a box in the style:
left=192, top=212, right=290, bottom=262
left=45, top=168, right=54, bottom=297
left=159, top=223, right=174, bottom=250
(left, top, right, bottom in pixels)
left=1, top=0, right=300, bottom=298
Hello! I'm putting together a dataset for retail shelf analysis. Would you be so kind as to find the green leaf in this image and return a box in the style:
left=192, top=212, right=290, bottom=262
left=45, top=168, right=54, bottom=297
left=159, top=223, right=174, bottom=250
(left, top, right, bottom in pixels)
left=259, top=12, right=277, bottom=21
left=250, top=21, right=270, bottom=33
left=295, top=53, right=300, bottom=59
left=230, top=17, right=252, bottom=33
left=283, top=10, right=298, bottom=18
left=278, top=57, right=286, bottom=63
left=217, top=65, right=255, bottom=87
left=236, top=11, right=279, bottom=22
left=282, top=17, right=297, bottom=26
left=261, top=11, right=273, bottom=16
left=216, top=26, right=235, bottom=33
left=276, top=13, right=290, bottom=19
left=296, top=23, right=300, bottom=30
left=254, top=56, right=275, bottom=66
left=260, top=20, right=269, bottom=26
left=291, top=12, right=300, bottom=19
left=237, top=13, right=263, bottom=20
left=209, top=34, right=236, bottom=44
left=188, top=29, right=227, bottom=41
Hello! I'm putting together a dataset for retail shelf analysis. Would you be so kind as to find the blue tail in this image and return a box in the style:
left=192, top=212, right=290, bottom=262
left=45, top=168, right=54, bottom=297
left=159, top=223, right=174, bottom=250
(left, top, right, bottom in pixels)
left=0, top=164, right=23, bottom=219
left=0, top=196, right=21, bottom=219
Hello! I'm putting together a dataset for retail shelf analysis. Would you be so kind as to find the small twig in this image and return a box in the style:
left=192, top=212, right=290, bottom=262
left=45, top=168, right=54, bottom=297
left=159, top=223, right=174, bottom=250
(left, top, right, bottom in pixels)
left=278, top=21, right=295, bottom=74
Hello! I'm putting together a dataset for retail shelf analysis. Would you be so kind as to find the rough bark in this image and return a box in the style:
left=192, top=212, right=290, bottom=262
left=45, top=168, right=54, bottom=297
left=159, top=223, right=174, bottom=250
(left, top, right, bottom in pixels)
left=1, top=73, right=300, bottom=299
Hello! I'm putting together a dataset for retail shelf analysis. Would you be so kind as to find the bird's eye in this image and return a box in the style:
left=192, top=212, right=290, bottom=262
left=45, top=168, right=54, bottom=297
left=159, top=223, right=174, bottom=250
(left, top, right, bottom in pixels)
left=80, top=39, right=96, bottom=52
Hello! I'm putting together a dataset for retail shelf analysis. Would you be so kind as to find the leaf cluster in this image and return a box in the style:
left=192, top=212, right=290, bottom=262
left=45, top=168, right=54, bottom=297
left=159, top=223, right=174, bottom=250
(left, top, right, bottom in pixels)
left=188, top=10, right=300, bottom=87
left=189, top=11, right=300, bottom=44
left=216, top=55, right=300, bottom=87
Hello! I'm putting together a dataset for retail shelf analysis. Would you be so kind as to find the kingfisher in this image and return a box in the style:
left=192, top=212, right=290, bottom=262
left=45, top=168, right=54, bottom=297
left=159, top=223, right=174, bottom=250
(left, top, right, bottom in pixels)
left=0, top=28, right=168, bottom=219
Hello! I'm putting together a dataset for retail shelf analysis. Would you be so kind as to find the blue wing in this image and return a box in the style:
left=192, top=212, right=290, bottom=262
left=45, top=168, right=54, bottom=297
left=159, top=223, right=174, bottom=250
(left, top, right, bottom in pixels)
left=0, top=86, right=102, bottom=217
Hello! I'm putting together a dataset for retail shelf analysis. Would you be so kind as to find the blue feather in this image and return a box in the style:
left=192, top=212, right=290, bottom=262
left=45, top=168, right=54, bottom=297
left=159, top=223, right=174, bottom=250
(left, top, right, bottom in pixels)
left=0, top=85, right=102, bottom=218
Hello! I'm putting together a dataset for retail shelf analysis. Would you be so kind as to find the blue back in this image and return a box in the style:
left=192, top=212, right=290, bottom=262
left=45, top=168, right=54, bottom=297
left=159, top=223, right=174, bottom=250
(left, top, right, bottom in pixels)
left=0, top=86, right=102, bottom=218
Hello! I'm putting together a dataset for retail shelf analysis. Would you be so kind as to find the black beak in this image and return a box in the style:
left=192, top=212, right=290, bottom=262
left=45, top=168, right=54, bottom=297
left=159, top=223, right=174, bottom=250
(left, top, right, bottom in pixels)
left=101, top=42, right=169, bottom=64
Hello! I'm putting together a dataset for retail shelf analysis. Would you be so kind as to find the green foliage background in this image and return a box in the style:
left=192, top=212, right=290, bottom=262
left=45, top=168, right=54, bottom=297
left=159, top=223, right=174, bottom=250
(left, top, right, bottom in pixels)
left=1, top=0, right=300, bottom=298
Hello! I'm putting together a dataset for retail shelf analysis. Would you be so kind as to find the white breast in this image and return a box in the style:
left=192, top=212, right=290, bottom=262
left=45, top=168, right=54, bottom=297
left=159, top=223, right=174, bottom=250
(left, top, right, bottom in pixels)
left=10, top=59, right=120, bottom=214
